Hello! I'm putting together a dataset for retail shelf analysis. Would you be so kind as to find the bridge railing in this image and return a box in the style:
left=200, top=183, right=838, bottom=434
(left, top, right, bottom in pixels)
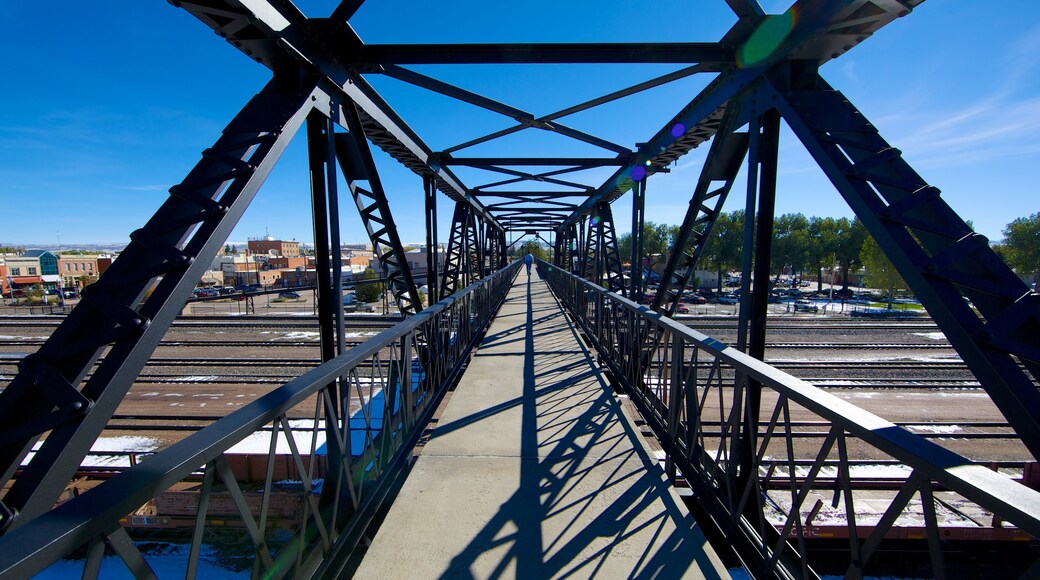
left=0, top=261, right=521, bottom=579
left=539, top=261, right=1040, bottom=578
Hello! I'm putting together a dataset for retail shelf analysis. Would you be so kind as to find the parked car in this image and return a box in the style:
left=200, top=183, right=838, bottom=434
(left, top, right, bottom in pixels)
left=718, top=294, right=739, bottom=304
left=278, top=290, right=301, bottom=299
left=794, top=299, right=818, bottom=312
left=686, top=294, right=707, bottom=305
left=676, top=303, right=690, bottom=314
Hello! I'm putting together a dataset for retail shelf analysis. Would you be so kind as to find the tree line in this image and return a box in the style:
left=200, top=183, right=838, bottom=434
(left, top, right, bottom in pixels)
left=611, top=211, right=1040, bottom=294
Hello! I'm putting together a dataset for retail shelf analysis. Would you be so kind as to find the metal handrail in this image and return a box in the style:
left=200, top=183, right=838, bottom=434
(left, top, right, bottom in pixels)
left=539, top=260, right=1040, bottom=579
left=0, top=261, right=521, bottom=579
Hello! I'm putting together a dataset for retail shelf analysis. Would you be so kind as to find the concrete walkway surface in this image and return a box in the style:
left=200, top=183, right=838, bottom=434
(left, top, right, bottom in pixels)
left=355, top=268, right=730, bottom=579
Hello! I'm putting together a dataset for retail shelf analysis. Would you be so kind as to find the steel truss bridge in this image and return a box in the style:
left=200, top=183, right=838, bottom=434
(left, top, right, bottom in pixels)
left=2, top=0, right=1040, bottom=578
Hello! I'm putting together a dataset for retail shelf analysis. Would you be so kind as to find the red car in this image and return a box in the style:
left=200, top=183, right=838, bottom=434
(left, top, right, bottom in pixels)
left=676, top=303, right=690, bottom=314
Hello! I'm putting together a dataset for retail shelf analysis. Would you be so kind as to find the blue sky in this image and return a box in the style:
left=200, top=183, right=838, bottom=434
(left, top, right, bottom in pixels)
left=1, top=1, right=1037, bottom=249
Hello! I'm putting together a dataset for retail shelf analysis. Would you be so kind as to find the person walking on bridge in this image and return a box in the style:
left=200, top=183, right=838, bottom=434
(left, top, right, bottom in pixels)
left=524, top=253, right=533, bottom=276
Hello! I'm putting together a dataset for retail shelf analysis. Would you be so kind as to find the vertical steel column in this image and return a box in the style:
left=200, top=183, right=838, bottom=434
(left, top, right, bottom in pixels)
left=577, top=217, right=587, bottom=276
left=307, top=109, right=351, bottom=523
left=424, top=175, right=438, bottom=304
left=630, top=179, right=647, bottom=302
left=307, top=111, right=337, bottom=367
left=325, top=128, right=346, bottom=359
left=749, top=114, right=780, bottom=361
left=737, top=110, right=780, bottom=503
left=595, top=211, right=605, bottom=286
left=736, top=116, right=760, bottom=353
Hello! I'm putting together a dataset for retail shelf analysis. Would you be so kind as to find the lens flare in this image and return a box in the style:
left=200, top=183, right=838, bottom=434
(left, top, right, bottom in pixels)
left=671, top=123, right=686, bottom=138
left=738, top=10, right=797, bottom=68
left=631, top=165, right=647, bottom=182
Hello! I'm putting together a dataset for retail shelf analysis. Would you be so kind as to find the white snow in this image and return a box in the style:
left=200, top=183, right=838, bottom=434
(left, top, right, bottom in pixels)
left=906, top=424, right=963, bottom=434
left=23, top=436, right=160, bottom=468
left=173, top=376, right=220, bottom=382
left=269, top=331, right=321, bottom=341
left=225, top=422, right=328, bottom=455
left=913, top=332, right=948, bottom=340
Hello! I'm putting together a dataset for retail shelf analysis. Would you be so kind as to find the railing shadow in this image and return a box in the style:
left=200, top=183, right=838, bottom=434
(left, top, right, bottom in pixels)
left=432, top=270, right=724, bottom=578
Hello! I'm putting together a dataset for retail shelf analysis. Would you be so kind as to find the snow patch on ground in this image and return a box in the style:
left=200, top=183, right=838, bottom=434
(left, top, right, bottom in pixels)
left=269, top=331, right=321, bottom=341
left=913, top=332, right=948, bottom=340
left=174, top=376, right=220, bottom=382
left=24, top=436, right=160, bottom=468
left=225, top=423, right=328, bottom=456
left=906, top=424, right=963, bottom=434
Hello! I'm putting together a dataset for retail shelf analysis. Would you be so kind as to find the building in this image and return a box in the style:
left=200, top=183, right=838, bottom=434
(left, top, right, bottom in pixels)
left=370, top=247, right=446, bottom=286
left=97, top=255, right=114, bottom=275
left=341, top=243, right=373, bottom=256
left=247, top=236, right=301, bottom=258
left=5, top=250, right=61, bottom=294
left=267, top=256, right=309, bottom=270
left=0, top=262, right=8, bottom=297
left=57, top=255, right=99, bottom=289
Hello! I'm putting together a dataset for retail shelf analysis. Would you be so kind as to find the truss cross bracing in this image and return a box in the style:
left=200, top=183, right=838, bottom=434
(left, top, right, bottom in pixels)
left=3, top=2, right=1040, bottom=572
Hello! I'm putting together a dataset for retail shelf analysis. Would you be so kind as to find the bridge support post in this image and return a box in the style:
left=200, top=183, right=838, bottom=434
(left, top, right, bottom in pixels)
left=425, top=175, right=439, bottom=304
left=734, top=109, right=781, bottom=531
left=630, top=179, right=646, bottom=302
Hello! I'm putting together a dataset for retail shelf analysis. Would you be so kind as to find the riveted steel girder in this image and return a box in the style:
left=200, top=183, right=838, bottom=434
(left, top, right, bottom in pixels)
left=0, top=79, right=323, bottom=529
left=770, top=72, right=1040, bottom=460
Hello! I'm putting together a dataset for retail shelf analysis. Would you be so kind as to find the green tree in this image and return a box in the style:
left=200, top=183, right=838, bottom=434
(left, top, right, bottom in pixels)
left=617, top=221, right=674, bottom=273
left=354, top=267, right=384, bottom=303
left=702, top=210, right=745, bottom=292
left=806, top=216, right=838, bottom=292
left=24, top=284, right=44, bottom=304
left=834, top=217, right=867, bottom=291
left=772, top=213, right=810, bottom=285
left=1002, top=213, right=1040, bottom=289
left=518, top=241, right=547, bottom=261
left=861, top=235, right=905, bottom=309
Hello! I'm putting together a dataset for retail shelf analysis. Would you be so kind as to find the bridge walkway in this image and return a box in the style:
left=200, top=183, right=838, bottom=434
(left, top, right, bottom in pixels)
left=355, top=267, right=729, bottom=578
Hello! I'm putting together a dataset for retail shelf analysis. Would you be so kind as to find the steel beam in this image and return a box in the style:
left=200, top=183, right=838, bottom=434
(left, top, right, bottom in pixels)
left=335, top=104, right=423, bottom=316
left=769, top=72, right=1040, bottom=460
left=630, top=179, right=647, bottom=302
left=0, top=79, right=321, bottom=529
left=652, top=106, right=748, bottom=316
left=424, top=175, right=439, bottom=304
left=441, top=202, right=469, bottom=297
left=558, top=0, right=926, bottom=233
left=174, top=0, right=502, bottom=232
left=344, top=42, right=735, bottom=65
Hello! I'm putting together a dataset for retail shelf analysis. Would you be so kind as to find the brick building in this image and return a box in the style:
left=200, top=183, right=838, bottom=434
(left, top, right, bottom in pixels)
left=247, top=237, right=300, bottom=258
left=57, top=255, right=99, bottom=289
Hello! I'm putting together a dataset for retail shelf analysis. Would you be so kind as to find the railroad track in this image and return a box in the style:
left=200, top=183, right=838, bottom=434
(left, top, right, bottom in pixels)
left=0, top=314, right=401, bottom=329
left=0, top=338, right=954, bottom=349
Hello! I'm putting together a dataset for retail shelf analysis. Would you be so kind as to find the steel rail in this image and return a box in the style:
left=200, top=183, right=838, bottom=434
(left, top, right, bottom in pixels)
left=0, top=261, right=521, bottom=579
left=540, top=261, right=1040, bottom=579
